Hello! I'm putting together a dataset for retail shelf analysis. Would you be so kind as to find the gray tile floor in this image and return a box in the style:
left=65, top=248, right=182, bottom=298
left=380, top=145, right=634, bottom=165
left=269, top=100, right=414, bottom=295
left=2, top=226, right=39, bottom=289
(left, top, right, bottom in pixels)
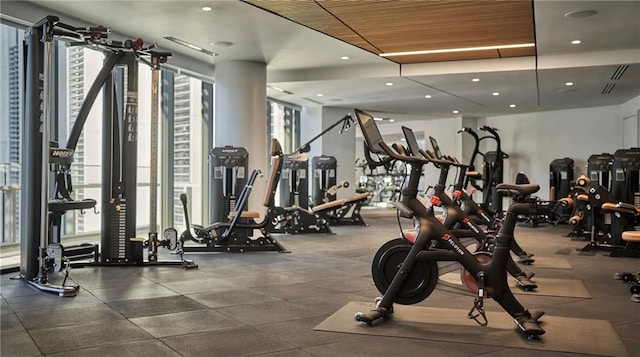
left=1, top=208, right=639, bottom=356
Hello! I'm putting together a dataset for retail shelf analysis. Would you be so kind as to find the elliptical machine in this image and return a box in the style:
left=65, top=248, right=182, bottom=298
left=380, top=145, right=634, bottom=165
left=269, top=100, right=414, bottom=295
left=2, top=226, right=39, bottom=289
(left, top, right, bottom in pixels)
left=458, top=126, right=534, bottom=263
left=458, top=126, right=509, bottom=214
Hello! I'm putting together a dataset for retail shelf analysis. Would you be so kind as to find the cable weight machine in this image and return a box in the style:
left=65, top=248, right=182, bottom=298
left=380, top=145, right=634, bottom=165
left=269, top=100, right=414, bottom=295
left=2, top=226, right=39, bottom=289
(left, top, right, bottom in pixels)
left=20, top=16, right=194, bottom=297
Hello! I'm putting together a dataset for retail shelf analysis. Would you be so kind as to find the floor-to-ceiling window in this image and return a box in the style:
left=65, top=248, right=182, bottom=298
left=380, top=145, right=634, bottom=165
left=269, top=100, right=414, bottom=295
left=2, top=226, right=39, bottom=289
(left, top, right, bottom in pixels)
left=267, top=100, right=300, bottom=155
left=0, top=23, right=23, bottom=247
left=162, top=72, right=213, bottom=230
left=267, top=100, right=300, bottom=207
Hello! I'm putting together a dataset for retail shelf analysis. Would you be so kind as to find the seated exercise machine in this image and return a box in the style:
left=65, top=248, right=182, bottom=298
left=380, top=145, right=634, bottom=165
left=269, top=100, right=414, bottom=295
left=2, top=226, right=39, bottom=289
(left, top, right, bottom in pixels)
left=19, top=16, right=195, bottom=297
left=312, top=155, right=370, bottom=226
left=549, top=158, right=575, bottom=202
left=352, top=109, right=545, bottom=338
left=208, top=146, right=249, bottom=224
left=271, top=113, right=371, bottom=234
left=599, top=202, right=640, bottom=257
left=566, top=176, right=631, bottom=253
left=564, top=153, right=615, bottom=237
left=558, top=176, right=593, bottom=238
left=274, top=152, right=342, bottom=234
left=176, top=139, right=290, bottom=253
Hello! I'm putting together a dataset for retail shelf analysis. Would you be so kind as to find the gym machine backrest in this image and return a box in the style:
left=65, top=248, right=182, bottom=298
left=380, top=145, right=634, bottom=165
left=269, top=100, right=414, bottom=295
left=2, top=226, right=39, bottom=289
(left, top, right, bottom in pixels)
left=549, top=158, right=575, bottom=201
left=280, top=153, right=309, bottom=209
left=587, top=153, right=614, bottom=190
left=209, top=146, right=249, bottom=223
left=612, top=148, right=640, bottom=207
left=312, top=155, right=337, bottom=204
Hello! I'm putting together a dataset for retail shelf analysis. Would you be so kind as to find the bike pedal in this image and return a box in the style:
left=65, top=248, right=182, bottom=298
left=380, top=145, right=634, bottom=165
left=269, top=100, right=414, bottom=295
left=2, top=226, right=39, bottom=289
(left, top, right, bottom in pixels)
left=530, top=310, right=545, bottom=321
left=514, top=276, right=537, bottom=290
left=518, top=257, right=535, bottom=265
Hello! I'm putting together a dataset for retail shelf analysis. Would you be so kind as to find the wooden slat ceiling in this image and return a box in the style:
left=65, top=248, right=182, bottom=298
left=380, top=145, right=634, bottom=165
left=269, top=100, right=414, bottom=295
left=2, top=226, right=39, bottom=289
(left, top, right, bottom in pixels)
left=242, top=0, right=535, bottom=64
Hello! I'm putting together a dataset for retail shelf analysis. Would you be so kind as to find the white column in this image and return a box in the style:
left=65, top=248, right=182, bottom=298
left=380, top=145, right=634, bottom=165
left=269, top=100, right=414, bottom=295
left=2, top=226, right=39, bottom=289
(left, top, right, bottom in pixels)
left=214, top=60, right=267, bottom=211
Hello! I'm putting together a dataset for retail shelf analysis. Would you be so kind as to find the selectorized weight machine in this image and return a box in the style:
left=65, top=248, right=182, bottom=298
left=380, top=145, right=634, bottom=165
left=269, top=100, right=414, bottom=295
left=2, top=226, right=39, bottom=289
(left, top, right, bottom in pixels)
left=19, top=16, right=195, bottom=297
left=208, top=146, right=249, bottom=224
left=312, top=155, right=369, bottom=226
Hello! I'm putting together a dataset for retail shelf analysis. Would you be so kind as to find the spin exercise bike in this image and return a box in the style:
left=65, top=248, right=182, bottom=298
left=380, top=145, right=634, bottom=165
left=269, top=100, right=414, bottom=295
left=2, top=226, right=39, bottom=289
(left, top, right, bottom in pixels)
left=398, top=127, right=537, bottom=289
left=352, top=109, right=545, bottom=338
left=458, top=126, right=535, bottom=263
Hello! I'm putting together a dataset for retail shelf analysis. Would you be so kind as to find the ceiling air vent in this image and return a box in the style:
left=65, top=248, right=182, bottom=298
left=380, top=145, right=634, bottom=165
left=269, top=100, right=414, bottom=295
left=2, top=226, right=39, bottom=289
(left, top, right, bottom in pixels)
left=611, top=65, right=628, bottom=80
left=601, top=83, right=616, bottom=95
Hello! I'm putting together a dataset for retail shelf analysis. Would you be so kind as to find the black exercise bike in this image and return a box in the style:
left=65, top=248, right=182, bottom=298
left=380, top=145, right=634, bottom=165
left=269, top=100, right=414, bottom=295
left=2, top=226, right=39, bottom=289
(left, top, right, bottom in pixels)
left=352, top=108, right=545, bottom=338
left=398, top=127, right=537, bottom=290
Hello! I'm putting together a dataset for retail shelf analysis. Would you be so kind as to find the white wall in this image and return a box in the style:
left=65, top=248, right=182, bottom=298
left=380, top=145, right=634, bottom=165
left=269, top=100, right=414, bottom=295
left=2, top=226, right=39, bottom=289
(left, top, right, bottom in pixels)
left=299, top=106, right=323, bottom=160
left=485, top=105, right=625, bottom=200
left=320, top=107, right=356, bottom=199
left=621, top=94, right=640, bottom=147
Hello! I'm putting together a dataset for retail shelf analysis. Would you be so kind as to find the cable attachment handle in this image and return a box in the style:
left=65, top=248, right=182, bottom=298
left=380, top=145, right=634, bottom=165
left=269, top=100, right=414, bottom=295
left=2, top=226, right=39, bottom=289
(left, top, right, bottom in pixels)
left=467, top=273, right=488, bottom=326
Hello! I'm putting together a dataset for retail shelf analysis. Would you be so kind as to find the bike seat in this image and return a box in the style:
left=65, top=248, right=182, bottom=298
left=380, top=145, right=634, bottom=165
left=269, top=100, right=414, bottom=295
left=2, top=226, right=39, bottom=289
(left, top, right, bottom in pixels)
left=496, top=183, right=539, bottom=196
left=465, top=171, right=483, bottom=179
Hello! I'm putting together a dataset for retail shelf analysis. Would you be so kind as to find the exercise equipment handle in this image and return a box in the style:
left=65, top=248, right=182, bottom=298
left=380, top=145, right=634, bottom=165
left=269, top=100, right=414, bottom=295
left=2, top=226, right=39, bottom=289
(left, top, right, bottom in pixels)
left=180, top=193, right=192, bottom=231
left=457, top=127, right=479, bottom=139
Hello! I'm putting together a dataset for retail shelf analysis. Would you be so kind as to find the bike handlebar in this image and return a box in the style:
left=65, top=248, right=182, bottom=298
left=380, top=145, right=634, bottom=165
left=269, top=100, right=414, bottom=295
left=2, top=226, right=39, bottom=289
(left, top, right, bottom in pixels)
left=378, top=141, right=452, bottom=167
left=479, top=125, right=500, bottom=136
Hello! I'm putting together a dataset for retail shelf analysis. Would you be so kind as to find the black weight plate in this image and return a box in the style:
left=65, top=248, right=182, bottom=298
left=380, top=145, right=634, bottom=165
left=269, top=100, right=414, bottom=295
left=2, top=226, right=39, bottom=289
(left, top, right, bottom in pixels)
left=371, top=238, right=438, bottom=305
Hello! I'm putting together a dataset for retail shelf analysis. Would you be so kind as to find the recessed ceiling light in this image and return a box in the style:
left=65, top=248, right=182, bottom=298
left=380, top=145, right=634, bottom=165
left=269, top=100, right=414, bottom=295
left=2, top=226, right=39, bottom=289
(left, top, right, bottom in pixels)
left=571, top=40, right=582, bottom=45
left=341, top=56, right=350, bottom=60
left=509, top=104, right=517, bottom=108
left=316, top=93, right=324, bottom=97
left=202, top=6, right=212, bottom=11
left=565, top=82, right=574, bottom=86
left=373, top=117, right=383, bottom=121
left=424, top=95, right=432, bottom=99
left=564, top=10, right=598, bottom=18
left=492, top=92, right=500, bottom=96
left=386, top=82, right=394, bottom=86
left=389, top=119, right=395, bottom=123
left=472, top=78, right=480, bottom=82
left=452, top=110, right=459, bottom=114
